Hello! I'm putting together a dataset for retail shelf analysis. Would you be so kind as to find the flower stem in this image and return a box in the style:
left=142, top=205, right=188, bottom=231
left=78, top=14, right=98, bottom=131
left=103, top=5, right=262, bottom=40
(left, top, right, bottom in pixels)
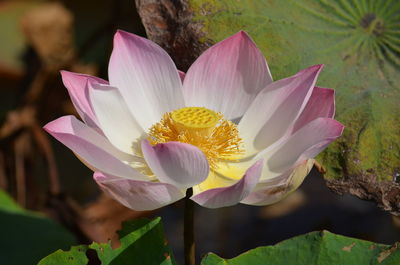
left=184, top=188, right=195, bottom=265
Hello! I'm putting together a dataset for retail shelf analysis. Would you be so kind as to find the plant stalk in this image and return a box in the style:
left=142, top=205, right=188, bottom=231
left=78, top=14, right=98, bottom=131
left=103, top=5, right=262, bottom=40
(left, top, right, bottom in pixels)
left=184, top=188, right=195, bottom=265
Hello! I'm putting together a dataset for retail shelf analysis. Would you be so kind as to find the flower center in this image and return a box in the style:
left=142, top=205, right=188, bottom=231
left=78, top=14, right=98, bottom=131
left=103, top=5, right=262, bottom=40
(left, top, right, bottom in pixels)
left=171, top=107, right=219, bottom=130
left=148, top=107, right=244, bottom=169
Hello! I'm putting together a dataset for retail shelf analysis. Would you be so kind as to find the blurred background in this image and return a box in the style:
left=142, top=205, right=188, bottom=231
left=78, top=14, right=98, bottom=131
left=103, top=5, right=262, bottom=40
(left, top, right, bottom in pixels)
left=0, top=1, right=399, bottom=265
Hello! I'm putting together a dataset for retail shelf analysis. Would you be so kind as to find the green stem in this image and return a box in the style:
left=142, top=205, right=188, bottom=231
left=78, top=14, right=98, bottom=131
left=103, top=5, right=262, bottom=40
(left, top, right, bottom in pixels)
left=184, top=188, right=195, bottom=265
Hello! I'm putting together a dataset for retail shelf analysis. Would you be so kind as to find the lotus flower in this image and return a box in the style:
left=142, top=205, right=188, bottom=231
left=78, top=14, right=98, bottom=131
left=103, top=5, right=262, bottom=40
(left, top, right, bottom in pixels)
left=44, top=30, right=344, bottom=210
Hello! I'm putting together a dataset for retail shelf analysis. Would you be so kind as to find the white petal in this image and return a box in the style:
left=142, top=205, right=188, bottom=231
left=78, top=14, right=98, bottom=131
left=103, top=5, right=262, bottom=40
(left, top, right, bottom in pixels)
left=89, top=83, right=144, bottom=154
left=60, top=70, right=108, bottom=129
left=239, top=65, right=323, bottom=156
left=263, top=117, right=344, bottom=173
left=44, top=116, right=148, bottom=181
left=94, top=172, right=185, bottom=211
left=191, top=159, right=263, bottom=208
left=241, top=159, right=314, bottom=206
left=108, top=30, right=185, bottom=130
left=141, top=140, right=209, bottom=189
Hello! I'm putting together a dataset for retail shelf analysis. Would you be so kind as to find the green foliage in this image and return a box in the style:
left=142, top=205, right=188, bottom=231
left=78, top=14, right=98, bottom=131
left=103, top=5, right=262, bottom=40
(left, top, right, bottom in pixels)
left=37, top=246, right=89, bottom=265
left=0, top=188, right=25, bottom=213
left=201, top=231, right=400, bottom=265
left=0, top=189, right=76, bottom=265
left=90, top=217, right=176, bottom=265
left=38, top=217, right=176, bottom=265
left=189, top=0, right=400, bottom=181
left=39, top=216, right=400, bottom=265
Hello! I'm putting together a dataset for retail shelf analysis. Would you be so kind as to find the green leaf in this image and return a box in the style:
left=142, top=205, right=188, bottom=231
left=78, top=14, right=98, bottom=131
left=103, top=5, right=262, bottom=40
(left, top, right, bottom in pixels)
left=187, top=0, right=400, bottom=181
left=0, top=189, right=76, bottom=265
left=90, top=217, right=176, bottom=265
left=0, top=188, right=25, bottom=213
left=201, top=231, right=400, bottom=265
left=37, top=246, right=89, bottom=265
left=38, top=217, right=176, bottom=265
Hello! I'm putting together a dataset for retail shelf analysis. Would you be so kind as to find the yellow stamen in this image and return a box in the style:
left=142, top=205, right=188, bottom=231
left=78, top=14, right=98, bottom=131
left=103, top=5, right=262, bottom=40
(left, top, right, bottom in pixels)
left=148, top=107, right=244, bottom=169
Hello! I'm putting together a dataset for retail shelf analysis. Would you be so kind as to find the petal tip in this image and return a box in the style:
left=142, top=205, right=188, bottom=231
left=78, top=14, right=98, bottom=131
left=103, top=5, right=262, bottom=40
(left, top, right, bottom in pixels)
left=232, top=30, right=254, bottom=44
left=93, top=171, right=106, bottom=181
left=43, top=115, right=75, bottom=134
left=238, top=30, right=249, bottom=37
left=336, top=121, right=345, bottom=135
left=115, top=29, right=128, bottom=37
left=43, top=117, right=64, bottom=133
left=59, top=69, right=69, bottom=76
left=114, top=29, right=130, bottom=45
left=311, top=64, right=324, bottom=72
left=255, top=158, right=264, bottom=167
left=60, top=69, right=74, bottom=84
left=329, top=118, right=345, bottom=133
left=294, top=64, right=324, bottom=79
left=317, top=117, right=345, bottom=137
left=114, top=29, right=142, bottom=44
left=42, top=123, right=51, bottom=133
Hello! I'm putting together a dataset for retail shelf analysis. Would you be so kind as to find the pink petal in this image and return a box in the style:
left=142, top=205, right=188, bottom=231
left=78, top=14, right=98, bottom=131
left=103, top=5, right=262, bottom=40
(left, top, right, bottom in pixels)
left=94, top=172, right=185, bottom=211
left=108, top=30, right=184, bottom=130
left=292, top=87, right=335, bottom=133
left=239, top=65, right=323, bottom=156
left=191, top=159, right=263, bottom=209
left=266, top=117, right=344, bottom=173
left=178, top=70, right=185, bottom=83
left=89, top=83, right=144, bottom=154
left=60, top=70, right=108, bottom=129
left=141, top=140, right=209, bottom=189
left=241, top=160, right=314, bottom=206
left=183, top=31, right=272, bottom=120
left=44, top=116, right=148, bottom=181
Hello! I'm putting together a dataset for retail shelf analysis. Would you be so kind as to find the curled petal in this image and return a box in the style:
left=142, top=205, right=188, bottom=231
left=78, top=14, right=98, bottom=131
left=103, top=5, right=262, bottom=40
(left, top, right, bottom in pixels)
left=60, top=70, right=108, bottom=129
left=241, top=159, right=314, bottom=206
left=44, top=116, right=148, bottom=181
left=191, top=159, right=263, bottom=208
left=183, top=31, right=272, bottom=120
left=265, top=117, right=344, bottom=173
left=108, top=30, right=184, bottom=130
left=89, top=83, right=144, bottom=154
left=141, top=140, right=209, bottom=189
left=94, top=172, right=185, bottom=211
left=239, top=65, right=323, bottom=156
left=292, top=87, right=335, bottom=133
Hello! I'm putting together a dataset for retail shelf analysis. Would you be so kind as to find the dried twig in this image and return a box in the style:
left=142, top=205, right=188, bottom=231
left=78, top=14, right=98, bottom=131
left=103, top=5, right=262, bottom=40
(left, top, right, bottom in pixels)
left=31, top=124, right=60, bottom=195
left=14, top=133, right=30, bottom=207
left=0, top=152, right=7, bottom=190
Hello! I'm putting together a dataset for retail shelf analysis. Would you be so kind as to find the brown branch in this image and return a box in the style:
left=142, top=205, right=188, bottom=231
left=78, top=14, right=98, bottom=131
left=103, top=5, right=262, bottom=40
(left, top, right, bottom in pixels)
left=0, top=107, right=36, bottom=141
left=326, top=175, right=400, bottom=216
left=31, top=124, right=60, bottom=195
left=23, top=68, right=50, bottom=105
left=0, top=152, right=7, bottom=190
left=135, top=0, right=210, bottom=71
left=14, top=133, right=30, bottom=207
